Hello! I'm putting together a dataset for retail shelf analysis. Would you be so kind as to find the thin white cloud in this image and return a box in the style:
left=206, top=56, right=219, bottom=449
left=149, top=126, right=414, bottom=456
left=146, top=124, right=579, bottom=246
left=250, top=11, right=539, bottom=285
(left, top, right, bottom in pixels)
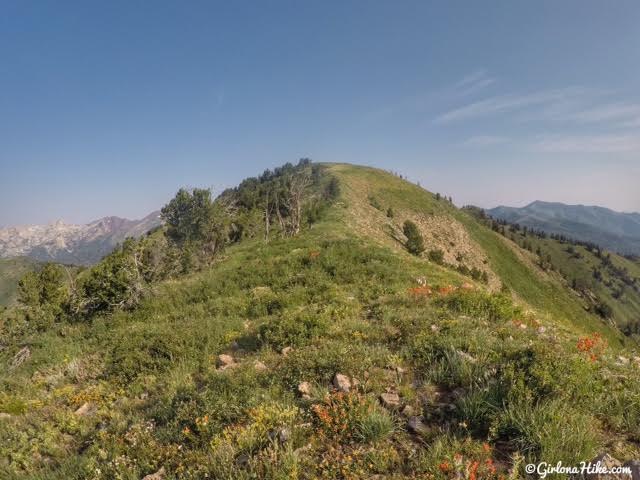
left=566, top=102, right=640, bottom=124
left=463, top=135, right=509, bottom=147
left=453, top=70, right=495, bottom=96
left=434, top=87, right=590, bottom=124
left=364, top=69, right=495, bottom=122
left=622, top=117, right=640, bottom=128
left=535, top=134, right=640, bottom=153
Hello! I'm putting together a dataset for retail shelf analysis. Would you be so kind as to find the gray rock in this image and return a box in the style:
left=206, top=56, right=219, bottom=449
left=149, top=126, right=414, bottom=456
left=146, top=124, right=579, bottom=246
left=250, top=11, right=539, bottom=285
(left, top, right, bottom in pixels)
left=401, top=405, right=415, bottom=417
left=455, top=349, right=477, bottom=363
left=278, top=427, right=291, bottom=443
left=298, top=381, right=312, bottom=399
left=579, top=453, right=627, bottom=479
left=333, top=373, right=351, bottom=393
left=379, top=392, right=401, bottom=409
left=407, top=416, right=429, bottom=435
left=142, top=467, right=166, bottom=480
left=253, top=361, right=267, bottom=372
left=74, top=402, right=97, bottom=417
left=216, top=354, right=235, bottom=369
left=623, top=460, right=640, bottom=480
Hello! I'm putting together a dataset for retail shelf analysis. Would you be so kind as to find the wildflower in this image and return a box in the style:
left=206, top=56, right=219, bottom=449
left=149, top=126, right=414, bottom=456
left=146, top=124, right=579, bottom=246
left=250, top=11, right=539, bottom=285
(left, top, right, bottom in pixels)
left=438, top=285, right=456, bottom=295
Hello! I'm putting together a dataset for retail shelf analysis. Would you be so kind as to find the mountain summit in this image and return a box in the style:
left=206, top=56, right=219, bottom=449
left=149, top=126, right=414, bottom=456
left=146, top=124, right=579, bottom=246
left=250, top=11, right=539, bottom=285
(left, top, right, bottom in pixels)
left=488, top=201, right=640, bottom=255
left=0, top=211, right=162, bottom=265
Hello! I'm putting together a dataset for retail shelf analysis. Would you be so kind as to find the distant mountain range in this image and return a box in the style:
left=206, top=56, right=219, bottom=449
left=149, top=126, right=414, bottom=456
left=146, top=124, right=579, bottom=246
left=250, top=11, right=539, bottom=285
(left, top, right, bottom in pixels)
left=0, top=211, right=162, bottom=265
left=487, top=201, right=640, bottom=255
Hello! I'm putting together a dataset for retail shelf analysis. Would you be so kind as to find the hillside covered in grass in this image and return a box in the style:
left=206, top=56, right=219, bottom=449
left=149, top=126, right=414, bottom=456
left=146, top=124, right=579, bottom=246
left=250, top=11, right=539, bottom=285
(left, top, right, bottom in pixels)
left=468, top=209, right=640, bottom=341
left=1, top=162, right=639, bottom=479
left=0, top=257, right=39, bottom=307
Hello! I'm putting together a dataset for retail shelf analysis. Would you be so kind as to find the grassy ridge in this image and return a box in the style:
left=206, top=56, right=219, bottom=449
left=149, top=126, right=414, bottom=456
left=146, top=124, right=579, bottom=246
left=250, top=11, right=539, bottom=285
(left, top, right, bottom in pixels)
left=0, top=163, right=638, bottom=478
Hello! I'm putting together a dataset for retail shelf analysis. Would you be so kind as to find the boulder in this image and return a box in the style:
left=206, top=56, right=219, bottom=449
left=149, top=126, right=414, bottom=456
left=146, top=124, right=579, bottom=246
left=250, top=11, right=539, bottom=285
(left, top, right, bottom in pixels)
left=253, top=361, right=267, bottom=372
left=406, top=416, right=429, bottom=435
left=216, top=354, right=235, bottom=369
left=142, top=467, right=166, bottom=480
left=623, top=460, right=639, bottom=480
left=277, top=427, right=291, bottom=443
left=74, top=402, right=96, bottom=417
left=298, top=382, right=312, bottom=399
left=236, top=453, right=250, bottom=467
left=401, top=405, right=415, bottom=417
left=281, top=346, right=294, bottom=356
left=617, top=356, right=630, bottom=365
left=580, top=453, right=627, bottom=479
left=379, top=392, right=401, bottom=410
left=333, top=373, right=351, bottom=393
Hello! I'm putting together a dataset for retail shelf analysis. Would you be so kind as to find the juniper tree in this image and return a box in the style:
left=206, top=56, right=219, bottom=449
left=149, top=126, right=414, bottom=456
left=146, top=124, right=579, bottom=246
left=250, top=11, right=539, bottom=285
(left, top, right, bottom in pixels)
left=403, top=220, right=425, bottom=256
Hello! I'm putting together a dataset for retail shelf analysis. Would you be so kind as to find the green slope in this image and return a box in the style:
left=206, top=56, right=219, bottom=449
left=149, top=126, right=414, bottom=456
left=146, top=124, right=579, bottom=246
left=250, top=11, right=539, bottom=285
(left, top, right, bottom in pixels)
left=0, top=257, right=39, bottom=306
left=472, top=211, right=640, bottom=342
left=0, top=163, right=638, bottom=479
left=328, top=164, right=627, bottom=345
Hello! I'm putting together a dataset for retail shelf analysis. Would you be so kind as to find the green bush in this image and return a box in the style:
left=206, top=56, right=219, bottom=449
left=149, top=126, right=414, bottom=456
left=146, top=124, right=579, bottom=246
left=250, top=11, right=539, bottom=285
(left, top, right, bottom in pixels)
left=433, top=290, right=520, bottom=322
left=368, top=195, right=383, bottom=211
left=107, top=330, right=178, bottom=382
left=427, top=249, right=444, bottom=264
left=403, top=220, right=425, bottom=256
left=494, top=399, right=598, bottom=463
left=356, top=408, right=395, bottom=443
left=78, top=239, right=147, bottom=316
left=18, top=263, right=69, bottom=318
left=259, top=311, right=330, bottom=349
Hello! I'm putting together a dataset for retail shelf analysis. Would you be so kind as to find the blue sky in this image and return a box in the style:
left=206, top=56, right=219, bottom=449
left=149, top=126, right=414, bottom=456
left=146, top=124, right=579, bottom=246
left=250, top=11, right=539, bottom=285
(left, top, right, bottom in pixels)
left=1, top=1, right=639, bottom=226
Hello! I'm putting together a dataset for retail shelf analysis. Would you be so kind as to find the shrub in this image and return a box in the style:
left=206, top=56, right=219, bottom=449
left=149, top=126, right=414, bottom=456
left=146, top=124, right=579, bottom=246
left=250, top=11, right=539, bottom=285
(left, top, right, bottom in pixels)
left=18, top=263, right=69, bottom=320
left=403, top=221, right=425, bottom=256
left=433, top=290, right=520, bottom=322
left=258, top=311, right=330, bottom=349
left=494, top=399, right=598, bottom=463
left=355, top=408, right=395, bottom=443
left=78, top=239, right=147, bottom=316
left=427, top=249, right=444, bottom=264
left=594, top=300, right=612, bottom=319
left=368, top=195, right=382, bottom=211
left=107, top=330, right=178, bottom=382
left=312, top=392, right=371, bottom=442
left=386, top=207, right=394, bottom=218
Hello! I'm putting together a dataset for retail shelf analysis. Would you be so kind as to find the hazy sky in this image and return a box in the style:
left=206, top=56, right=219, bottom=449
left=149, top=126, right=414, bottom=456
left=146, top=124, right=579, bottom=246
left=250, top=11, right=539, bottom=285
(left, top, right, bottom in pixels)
left=2, top=1, right=639, bottom=226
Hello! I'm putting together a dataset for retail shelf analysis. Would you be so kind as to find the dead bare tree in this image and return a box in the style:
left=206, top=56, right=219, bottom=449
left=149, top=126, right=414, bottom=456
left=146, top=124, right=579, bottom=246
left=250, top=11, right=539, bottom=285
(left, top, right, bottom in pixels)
left=264, top=189, right=271, bottom=242
left=283, top=169, right=311, bottom=236
left=275, top=191, right=286, bottom=232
